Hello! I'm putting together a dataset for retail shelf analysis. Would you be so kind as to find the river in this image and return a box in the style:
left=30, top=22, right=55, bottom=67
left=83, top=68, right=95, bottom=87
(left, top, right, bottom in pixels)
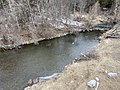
left=0, top=31, right=102, bottom=90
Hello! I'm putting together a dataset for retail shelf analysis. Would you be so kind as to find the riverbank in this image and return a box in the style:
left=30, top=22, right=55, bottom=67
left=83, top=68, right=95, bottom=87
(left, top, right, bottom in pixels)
left=25, top=25, right=120, bottom=90
left=0, top=31, right=101, bottom=90
left=0, top=14, right=112, bottom=50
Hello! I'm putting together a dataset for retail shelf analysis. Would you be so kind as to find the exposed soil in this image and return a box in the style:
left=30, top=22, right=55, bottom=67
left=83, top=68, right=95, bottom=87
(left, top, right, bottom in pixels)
left=25, top=29, right=120, bottom=90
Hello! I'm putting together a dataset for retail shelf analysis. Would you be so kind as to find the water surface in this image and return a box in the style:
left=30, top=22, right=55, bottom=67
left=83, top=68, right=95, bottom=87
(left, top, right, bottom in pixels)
left=0, top=31, right=101, bottom=90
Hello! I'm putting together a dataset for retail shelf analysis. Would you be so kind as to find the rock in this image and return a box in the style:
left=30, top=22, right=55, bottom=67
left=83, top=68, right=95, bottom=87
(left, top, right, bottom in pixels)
left=33, top=77, right=39, bottom=84
left=75, top=58, right=78, bottom=60
left=95, top=77, right=100, bottom=82
left=87, top=80, right=97, bottom=88
left=72, top=42, right=75, bottom=44
left=34, top=41, right=39, bottom=45
left=63, top=33, right=67, bottom=35
left=107, top=72, right=118, bottom=78
left=73, top=58, right=78, bottom=63
left=24, top=86, right=31, bottom=90
left=18, top=46, right=22, bottom=49
left=27, top=79, right=33, bottom=86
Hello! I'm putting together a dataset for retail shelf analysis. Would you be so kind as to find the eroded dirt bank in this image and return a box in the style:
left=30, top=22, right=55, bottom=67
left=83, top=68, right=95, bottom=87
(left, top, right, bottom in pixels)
left=25, top=27, right=120, bottom=90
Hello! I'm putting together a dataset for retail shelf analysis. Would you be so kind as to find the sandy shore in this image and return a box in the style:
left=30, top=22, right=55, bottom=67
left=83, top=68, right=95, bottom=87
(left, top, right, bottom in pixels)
left=25, top=27, right=120, bottom=90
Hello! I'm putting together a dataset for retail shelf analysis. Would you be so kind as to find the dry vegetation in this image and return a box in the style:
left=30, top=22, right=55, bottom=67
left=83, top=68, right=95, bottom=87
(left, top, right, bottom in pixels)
left=0, top=0, right=119, bottom=49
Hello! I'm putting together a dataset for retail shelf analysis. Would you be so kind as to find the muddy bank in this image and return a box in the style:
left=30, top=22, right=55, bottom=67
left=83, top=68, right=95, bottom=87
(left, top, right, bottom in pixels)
left=25, top=25, right=120, bottom=90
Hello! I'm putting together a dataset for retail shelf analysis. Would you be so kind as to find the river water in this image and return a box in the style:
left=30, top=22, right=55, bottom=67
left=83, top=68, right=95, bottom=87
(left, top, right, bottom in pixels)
left=0, top=31, right=101, bottom=90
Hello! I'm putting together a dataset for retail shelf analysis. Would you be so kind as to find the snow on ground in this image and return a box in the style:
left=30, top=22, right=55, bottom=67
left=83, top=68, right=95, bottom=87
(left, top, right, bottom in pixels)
left=50, top=18, right=83, bottom=29
left=61, top=18, right=83, bottom=26
left=50, top=23, right=65, bottom=29
left=48, top=17, right=84, bottom=29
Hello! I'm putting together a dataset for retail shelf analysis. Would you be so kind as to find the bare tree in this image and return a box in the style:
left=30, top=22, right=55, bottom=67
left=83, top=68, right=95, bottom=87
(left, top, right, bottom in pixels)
left=114, top=0, right=120, bottom=22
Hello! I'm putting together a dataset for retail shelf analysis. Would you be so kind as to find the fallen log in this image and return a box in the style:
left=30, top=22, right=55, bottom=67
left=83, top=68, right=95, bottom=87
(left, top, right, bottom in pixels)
left=105, top=35, right=120, bottom=38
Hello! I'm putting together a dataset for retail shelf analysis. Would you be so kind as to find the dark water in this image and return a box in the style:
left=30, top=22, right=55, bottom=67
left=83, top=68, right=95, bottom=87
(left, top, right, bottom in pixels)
left=0, top=31, right=101, bottom=90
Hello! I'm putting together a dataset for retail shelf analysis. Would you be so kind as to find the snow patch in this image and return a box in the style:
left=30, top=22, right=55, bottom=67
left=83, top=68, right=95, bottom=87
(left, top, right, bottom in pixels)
left=107, top=72, right=118, bottom=78
left=39, top=73, right=59, bottom=80
left=62, top=19, right=82, bottom=27
left=50, top=23, right=65, bottom=29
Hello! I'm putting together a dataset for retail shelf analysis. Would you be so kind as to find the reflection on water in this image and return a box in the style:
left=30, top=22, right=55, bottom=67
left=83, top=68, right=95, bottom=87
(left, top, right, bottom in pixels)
left=0, top=31, right=101, bottom=90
